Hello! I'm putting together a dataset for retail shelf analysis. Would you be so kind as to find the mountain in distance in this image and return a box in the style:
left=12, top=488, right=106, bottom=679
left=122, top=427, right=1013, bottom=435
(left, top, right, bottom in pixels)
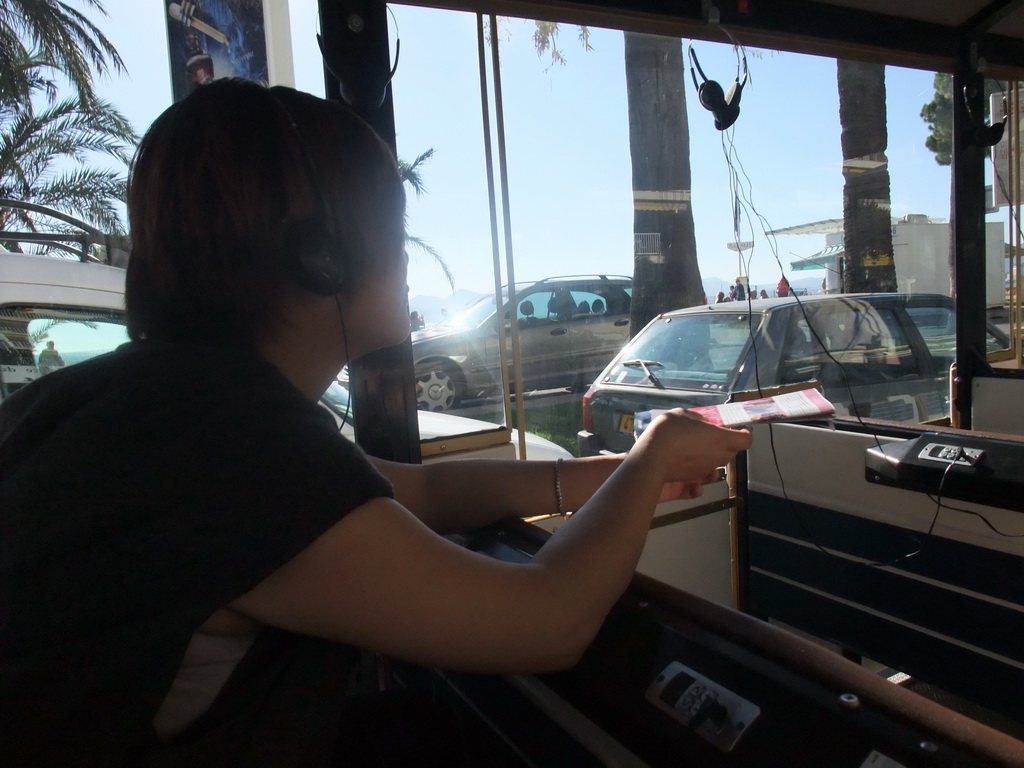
left=409, top=275, right=826, bottom=327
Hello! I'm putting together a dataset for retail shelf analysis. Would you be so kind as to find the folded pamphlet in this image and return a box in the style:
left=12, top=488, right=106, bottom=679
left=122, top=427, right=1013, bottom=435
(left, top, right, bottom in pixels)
left=634, top=389, right=835, bottom=437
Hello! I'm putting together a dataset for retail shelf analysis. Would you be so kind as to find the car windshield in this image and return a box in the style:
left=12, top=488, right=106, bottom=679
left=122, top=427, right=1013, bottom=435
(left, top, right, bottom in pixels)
left=431, top=282, right=541, bottom=330
left=434, top=291, right=505, bottom=330
left=602, top=312, right=758, bottom=391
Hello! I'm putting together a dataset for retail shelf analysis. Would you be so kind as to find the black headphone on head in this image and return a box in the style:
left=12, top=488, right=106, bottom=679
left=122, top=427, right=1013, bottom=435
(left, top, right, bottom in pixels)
left=689, top=44, right=748, bottom=131
left=267, top=91, right=351, bottom=296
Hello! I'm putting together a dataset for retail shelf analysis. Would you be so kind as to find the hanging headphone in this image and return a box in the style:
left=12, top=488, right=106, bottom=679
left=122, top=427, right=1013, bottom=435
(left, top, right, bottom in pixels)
left=689, top=44, right=748, bottom=131
left=963, top=85, right=1005, bottom=149
left=267, top=91, right=350, bottom=296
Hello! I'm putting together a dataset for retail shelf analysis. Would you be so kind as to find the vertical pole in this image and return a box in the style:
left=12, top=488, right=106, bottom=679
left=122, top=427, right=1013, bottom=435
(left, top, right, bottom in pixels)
left=951, top=63, right=990, bottom=429
left=319, top=0, right=421, bottom=463
left=1011, top=82, right=1023, bottom=366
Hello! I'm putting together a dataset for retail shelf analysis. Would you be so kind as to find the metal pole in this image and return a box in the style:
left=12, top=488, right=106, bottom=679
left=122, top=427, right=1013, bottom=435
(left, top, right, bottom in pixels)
left=951, top=62, right=991, bottom=429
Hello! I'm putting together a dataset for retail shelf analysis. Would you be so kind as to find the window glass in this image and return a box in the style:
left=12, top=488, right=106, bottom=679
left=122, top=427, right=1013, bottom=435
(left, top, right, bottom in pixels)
left=905, top=304, right=1010, bottom=368
left=389, top=4, right=1014, bottom=453
left=0, top=307, right=128, bottom=397
left=905, top=304, right=956, bottom=370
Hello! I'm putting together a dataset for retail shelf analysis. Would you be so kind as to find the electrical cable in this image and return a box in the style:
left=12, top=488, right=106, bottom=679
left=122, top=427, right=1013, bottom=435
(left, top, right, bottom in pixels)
left=924, top=495, right=1024, bottom=538
left=707, top=32, right=955, bottom=569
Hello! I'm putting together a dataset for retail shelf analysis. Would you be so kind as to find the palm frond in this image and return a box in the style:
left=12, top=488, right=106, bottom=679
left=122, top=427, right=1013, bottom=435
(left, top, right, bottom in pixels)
left=1, top=0, right=127, bottom=106
left=398, top=148, right=435, bottom=197
left=28, top=318, right=98, bottom=344
left=406, top=233, right=456, bottom=292
left=0, top=59, right=135, bottom=235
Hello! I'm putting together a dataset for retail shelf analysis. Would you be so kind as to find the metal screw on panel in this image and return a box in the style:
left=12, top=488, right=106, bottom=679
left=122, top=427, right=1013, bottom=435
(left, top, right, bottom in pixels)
left=838, top=693, right=860, bottom=710
left=348, top=14, right=364, bottom=33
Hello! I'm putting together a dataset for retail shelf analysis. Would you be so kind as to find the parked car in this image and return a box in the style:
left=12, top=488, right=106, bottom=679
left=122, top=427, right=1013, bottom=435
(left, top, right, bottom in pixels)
left=578, top=293, right=1011, bottom=456
left=0, top=250, right=570, bottom=461
left=412, top=275, right=633, bottom=411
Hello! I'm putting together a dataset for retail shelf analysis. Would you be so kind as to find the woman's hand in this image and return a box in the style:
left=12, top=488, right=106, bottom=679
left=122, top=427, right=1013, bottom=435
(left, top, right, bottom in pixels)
left=635, top=409, right=752, bottom=489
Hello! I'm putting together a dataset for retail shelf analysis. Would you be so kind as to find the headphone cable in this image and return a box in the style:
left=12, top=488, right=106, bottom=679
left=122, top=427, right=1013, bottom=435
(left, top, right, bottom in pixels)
left=333, top=293, right=352, bottom=434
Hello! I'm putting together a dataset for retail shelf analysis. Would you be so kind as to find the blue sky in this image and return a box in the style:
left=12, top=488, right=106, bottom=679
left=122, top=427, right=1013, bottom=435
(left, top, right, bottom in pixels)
left=80, top=1, right=963, bottom=305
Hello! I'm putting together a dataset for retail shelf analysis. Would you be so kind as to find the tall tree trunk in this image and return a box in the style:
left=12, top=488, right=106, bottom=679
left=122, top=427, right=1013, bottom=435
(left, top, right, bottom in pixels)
left=837, top=60, right=897, bottom=292
left=624, top=32, right=702, bottom=337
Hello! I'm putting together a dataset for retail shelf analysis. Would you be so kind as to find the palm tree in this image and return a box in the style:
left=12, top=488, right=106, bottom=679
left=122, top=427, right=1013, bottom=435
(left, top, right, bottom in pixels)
left=837, top=59, right=896, bottom=292
left=0, top=0, right=125, bottom=107
left=623, top=32, right=702, bottom=335
left=529, top=23, right=702, bottom=337
left=920, top=73, right=954, bottom=166
left=0, top=53, right=136, bottom=243
left=398, top=147, right=455, bottom=291
left=921, top=73, right=1005, bottom=295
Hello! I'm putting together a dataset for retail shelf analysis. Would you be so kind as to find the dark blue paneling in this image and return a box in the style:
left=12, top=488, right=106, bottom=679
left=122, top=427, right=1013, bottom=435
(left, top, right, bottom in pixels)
left=749, top=572, right=1024, bottom=712
left=749, top=492, right=1024, bottom=606
left=750, top=531, right=1024, bottom=663
left=747, top=491, right=1024, bottom=714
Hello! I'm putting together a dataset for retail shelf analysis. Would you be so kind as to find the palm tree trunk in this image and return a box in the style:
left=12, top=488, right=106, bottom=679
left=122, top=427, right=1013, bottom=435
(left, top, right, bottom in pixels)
left=624, top=31, right=702, bottom=336
left=837, top=59, right=897, bottom=292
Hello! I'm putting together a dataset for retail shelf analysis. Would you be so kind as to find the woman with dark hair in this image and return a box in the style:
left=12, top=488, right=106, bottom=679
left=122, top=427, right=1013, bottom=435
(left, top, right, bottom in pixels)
left=0, top=79, right=751, bottom=767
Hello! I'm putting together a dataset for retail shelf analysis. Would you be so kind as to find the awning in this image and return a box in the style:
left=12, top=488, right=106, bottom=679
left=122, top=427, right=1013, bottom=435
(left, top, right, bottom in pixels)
left=790, top=244, right=843, bottom=271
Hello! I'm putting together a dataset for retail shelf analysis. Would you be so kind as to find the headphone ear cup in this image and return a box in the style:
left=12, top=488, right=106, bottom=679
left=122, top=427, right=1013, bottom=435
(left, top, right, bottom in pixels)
left=725, top=79, right=741, bottom=107
left=971, top=120, right=1005, bottom=148
left=713, top=102, right=741, bottom=131
left=713, top=79, right=744, bottom=130
left=288, top=220, right=348, bottom=296
left=697, top=79, right=726, bottom=112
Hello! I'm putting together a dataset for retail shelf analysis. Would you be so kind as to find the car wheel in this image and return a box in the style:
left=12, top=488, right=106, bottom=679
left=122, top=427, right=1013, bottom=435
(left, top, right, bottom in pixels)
left=415, top=362, right=462, bottom=411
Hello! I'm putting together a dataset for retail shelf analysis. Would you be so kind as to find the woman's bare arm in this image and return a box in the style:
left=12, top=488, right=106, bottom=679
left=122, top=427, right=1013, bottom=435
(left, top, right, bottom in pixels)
left=231, top=411, right=751, bottom=674
left=372, top=452, right=713, bottom=534
left=372, top=454, right=623, bottom=533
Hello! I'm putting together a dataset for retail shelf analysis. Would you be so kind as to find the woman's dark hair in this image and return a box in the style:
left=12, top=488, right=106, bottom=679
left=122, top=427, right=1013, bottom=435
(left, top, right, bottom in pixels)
left=125, top=78, right=405, bottom=345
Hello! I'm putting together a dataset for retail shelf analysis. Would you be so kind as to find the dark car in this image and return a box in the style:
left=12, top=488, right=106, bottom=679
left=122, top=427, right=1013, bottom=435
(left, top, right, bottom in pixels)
left=413, top=275, right=632, bottom=411
left=578, top=293, right=1011, bottom=455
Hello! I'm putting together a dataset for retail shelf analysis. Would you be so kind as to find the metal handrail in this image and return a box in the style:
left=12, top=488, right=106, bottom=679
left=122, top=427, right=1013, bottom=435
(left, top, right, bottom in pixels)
left=0, top=199, right=123, bottom=264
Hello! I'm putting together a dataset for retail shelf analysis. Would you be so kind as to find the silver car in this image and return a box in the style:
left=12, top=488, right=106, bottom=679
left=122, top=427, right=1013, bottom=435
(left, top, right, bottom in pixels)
left=412, top=275, right=633, bottom=411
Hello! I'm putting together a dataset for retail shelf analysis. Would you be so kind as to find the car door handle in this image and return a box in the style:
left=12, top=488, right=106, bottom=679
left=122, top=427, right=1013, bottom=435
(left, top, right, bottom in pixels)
left=550, top=328, right=568, bottom=336
left=614, top=319, right=629, bottom=326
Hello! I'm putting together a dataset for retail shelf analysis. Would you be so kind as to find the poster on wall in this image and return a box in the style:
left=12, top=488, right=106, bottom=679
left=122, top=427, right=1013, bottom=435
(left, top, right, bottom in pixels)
left=164, top=1, right=270, bottom=101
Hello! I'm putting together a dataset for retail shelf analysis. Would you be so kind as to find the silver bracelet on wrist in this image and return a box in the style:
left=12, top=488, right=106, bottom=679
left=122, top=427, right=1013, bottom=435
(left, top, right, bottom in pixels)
left=554, top=458, right=572, bottom=518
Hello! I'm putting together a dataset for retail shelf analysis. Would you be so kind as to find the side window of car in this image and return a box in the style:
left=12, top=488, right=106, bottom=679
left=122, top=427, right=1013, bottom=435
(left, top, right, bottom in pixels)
left=603, top=287, right=631, bottom=316
left=516, top=293, right=545, bottom=327
left=566, top=290, right=605, bottom=319
left=904, top=305, right=956, bottom=371
left=813, top=303, right=919, bottom=384
left=545, top=289, right=576, bottom=321
left=780, top=317, right=819, bottom=384
left=0, top=307, right=128, bottom=398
